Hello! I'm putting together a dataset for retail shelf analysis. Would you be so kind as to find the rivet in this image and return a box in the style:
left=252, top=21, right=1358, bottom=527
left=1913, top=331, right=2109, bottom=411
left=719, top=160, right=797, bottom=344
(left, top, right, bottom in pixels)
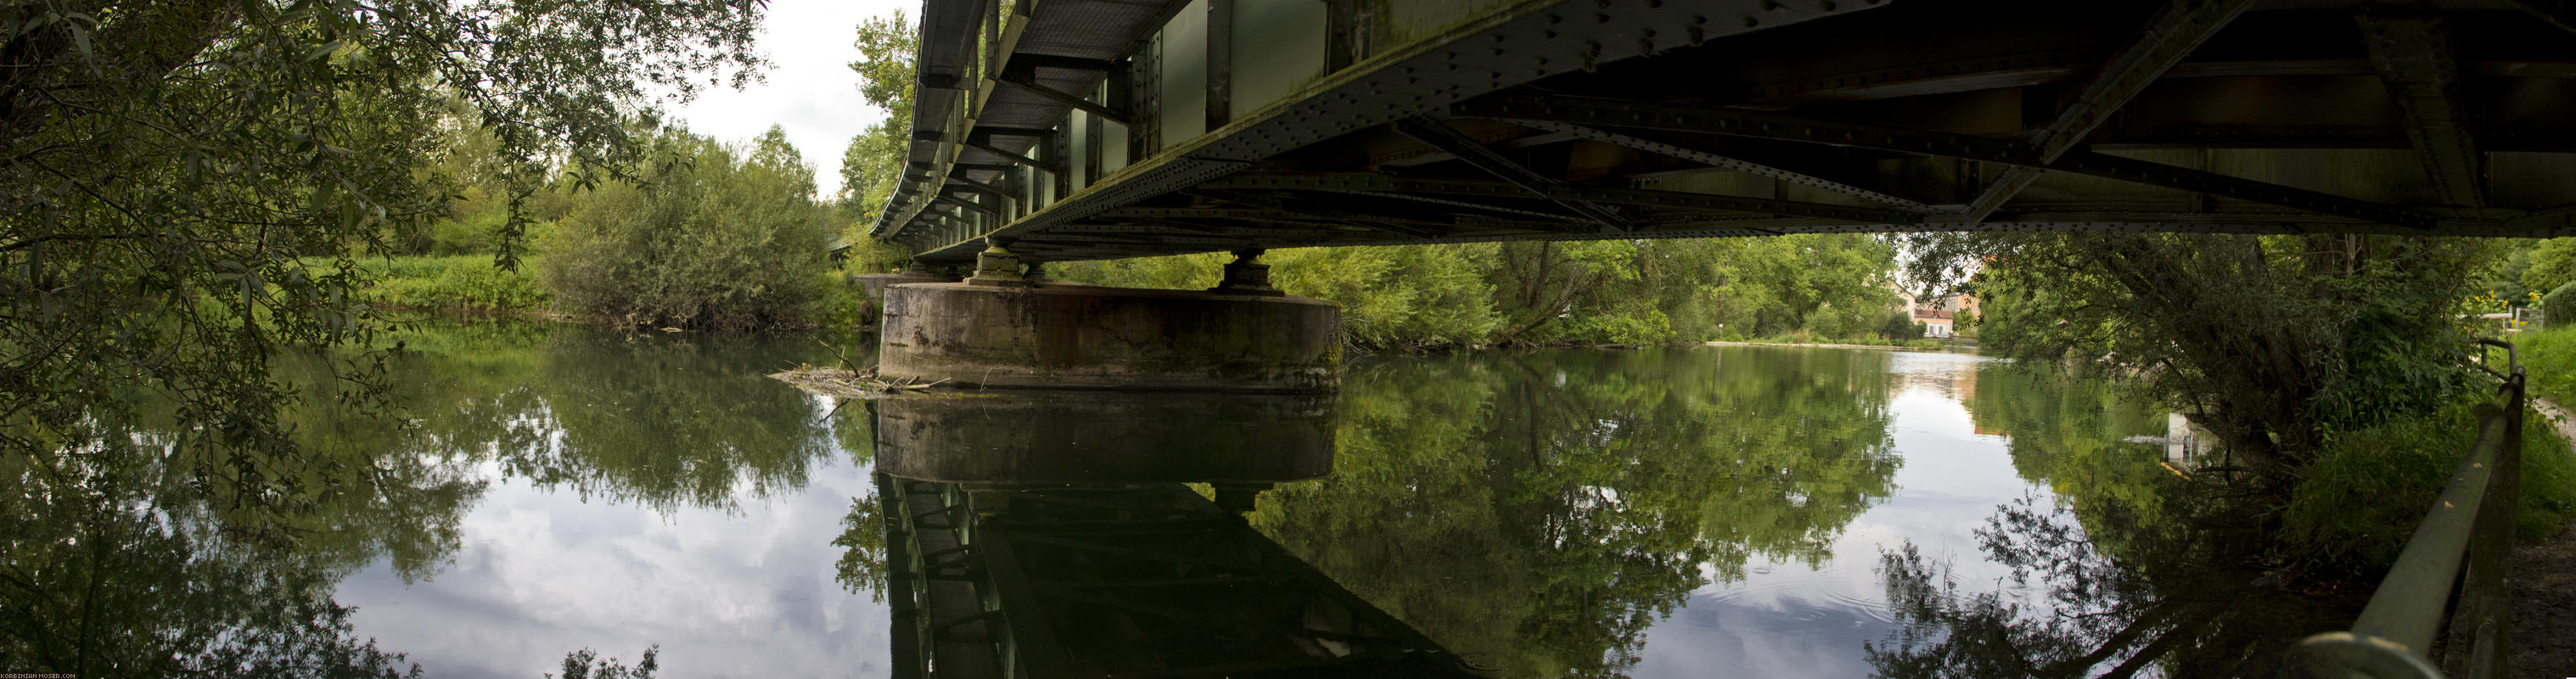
left=1744, top=16, right=1759, bottom=27
left=1821, top=0, right=1837, bottom=9
left=1761, top=1, right=1782, bottom=9
left=1597, top=13, right=1612, bottom=23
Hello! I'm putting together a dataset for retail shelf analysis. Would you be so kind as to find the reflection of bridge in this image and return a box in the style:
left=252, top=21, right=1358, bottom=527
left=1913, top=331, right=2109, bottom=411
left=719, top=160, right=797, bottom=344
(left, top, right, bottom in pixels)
left=874, top=0, right=2576, bottom=265
left=876, top=475, right=1476, bottom=677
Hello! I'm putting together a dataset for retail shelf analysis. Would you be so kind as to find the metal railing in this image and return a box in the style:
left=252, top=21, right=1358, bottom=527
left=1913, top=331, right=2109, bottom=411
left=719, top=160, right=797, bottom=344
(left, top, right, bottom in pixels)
left=2299, top=338, right=2523, bottom=678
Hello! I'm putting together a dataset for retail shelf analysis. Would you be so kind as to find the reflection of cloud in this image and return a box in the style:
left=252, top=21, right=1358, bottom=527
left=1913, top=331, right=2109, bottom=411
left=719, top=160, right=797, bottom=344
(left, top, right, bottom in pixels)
left=1635, top=589, right=1887, bottom=679
left=335, top=457, right=890, bottom=679
left=1638, top=359, right=2051, bottom=676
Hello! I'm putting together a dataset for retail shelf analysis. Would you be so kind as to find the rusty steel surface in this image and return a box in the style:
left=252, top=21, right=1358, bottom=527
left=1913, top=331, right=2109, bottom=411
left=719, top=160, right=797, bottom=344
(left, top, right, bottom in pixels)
left=877, top=0, right=2576, bottom=264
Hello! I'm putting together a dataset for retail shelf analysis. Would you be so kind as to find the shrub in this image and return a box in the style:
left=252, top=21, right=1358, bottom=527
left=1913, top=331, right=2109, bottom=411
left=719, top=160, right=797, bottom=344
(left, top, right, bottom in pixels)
left=343, top=255, right=550, bottom=311
left=2548, top=280, right=2576, bottom=327
left=542, top=126, right=839, bottom=330
left=2282, top=393, right=2576, bottom=573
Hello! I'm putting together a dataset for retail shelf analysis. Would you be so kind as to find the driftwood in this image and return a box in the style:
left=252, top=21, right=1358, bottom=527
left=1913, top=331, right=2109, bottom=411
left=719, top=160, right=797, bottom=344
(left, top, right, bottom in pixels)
left=769, top=364, right=958, bottom=399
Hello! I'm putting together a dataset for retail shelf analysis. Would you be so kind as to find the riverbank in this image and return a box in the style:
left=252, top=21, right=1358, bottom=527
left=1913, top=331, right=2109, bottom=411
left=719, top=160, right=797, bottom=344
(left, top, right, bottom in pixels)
left=328, top=255, right=868, bottom=331
left=1701, top=340, right=1950, bottom=351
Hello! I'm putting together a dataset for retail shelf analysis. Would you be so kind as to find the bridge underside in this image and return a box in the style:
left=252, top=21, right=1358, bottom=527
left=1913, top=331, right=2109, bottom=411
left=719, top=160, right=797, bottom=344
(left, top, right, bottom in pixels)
left=877, top=0, right=2576, bottom=264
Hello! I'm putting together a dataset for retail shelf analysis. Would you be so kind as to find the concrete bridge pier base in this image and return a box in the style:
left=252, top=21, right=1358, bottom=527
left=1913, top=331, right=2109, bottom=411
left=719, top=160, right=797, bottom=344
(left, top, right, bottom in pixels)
left=878, top=246, right=1342, bottom=392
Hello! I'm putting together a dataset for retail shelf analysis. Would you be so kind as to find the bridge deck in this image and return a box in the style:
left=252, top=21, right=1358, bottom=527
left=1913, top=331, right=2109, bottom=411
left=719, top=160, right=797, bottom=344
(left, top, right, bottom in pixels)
left=876, top=0, right=2576, bottom=264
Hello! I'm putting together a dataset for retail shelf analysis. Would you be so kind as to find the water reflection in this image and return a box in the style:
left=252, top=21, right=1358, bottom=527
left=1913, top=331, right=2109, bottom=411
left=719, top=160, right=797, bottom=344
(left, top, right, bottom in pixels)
left=1249, top=348, right=1903, bottom=676
left=872, top=392, right=1334, bottom=485
left=1870, top=365, right=2345, bottom=679
left=4, top=321, right=2346, bottom=678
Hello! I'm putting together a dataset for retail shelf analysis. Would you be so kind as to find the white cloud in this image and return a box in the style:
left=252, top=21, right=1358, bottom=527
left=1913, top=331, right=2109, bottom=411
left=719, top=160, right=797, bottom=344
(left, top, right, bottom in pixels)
left=667, top=0, right=916, bottom=199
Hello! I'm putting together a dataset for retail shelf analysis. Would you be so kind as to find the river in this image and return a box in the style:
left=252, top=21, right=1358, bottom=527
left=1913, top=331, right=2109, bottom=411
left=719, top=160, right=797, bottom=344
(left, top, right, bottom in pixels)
left=3, top=318, right=2337, bottom=678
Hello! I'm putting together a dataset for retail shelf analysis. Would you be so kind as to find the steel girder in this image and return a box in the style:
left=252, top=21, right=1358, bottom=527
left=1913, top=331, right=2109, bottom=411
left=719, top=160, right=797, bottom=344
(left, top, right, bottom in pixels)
left=1448, top=95, right=2448, bottom=230
left=893, top=0, right=1883, bottom=262
left=2359, top=13, right=2486, bottom=208
left=1389, top=117, right=1636, bottom=231
left=1960, top=0, right=2257, bottom=222
left=1199, top=175, right=1927, bottom=224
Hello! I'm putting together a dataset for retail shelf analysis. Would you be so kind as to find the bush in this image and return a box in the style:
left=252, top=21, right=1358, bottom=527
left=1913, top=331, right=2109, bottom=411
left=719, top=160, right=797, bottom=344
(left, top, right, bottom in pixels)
left=2523, top=325, right=2576, bottom=403
left=2548, top=280, right=2576, bottom=328
left=2282, top=393, right=2576, bottom=572
left=542, top=126, right=839, bottom=330
left=345, top=255, right=550, bottom=311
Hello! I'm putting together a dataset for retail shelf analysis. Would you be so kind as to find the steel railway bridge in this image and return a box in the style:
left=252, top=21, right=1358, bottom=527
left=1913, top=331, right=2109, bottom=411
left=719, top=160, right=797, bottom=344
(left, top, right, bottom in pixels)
left=869, top=0, right=2576, bottom=266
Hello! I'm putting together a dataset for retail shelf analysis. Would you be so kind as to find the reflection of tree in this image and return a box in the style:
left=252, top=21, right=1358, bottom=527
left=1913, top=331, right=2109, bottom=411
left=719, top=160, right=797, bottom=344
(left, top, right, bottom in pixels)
left=1875, top=366, right=2343, bottom=678
left=1251, top=347, right=1901, bottom=677
left=477, top=329, right=840, bottom=511
left=0, top=454, right=424, bottom=679
left=2, top=319, right=850, bottom=676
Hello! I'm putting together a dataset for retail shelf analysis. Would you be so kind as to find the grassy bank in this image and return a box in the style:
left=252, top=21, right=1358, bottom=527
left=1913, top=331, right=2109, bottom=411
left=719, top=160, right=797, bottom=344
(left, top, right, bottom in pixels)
left=328, top=255, right=868, bottom=329
left=1706, top=336, right=1946, bottom=350
left=2271, top=324, right=2576, bottom=574
left=347, top=255, right=553, bottom=313
left=2521, top=324, right=2576, bottom=404
left=2283, top=392, right=2576, bottom=570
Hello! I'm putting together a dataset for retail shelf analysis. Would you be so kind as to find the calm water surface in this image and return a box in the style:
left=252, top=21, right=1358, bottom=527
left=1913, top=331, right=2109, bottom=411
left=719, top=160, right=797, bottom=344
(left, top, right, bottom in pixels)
left=22, top=319, right=2318, bottom=677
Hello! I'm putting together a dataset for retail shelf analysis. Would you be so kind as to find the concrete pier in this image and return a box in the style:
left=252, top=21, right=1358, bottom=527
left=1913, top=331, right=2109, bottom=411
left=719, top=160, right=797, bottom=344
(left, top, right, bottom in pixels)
left=877, top=282, right=1340, bottom=392
left=872, top=391, right=1334, bottom=484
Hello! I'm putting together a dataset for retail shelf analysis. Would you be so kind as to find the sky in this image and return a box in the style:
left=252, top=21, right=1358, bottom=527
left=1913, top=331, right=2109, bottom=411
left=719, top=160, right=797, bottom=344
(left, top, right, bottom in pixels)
left=665, top=0, right=914, bottom=199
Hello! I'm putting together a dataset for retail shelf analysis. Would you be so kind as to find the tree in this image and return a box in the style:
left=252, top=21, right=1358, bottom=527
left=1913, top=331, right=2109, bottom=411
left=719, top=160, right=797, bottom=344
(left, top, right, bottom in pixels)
left=826, top=10, right=918, bottom=273
left=2523, top=238, right=2576, bottom=300
left=542, top=126, right=841, bottom=330
left=1905, top=233, right=2489, bottom=479
left=2, top=1, right=766, bottom=514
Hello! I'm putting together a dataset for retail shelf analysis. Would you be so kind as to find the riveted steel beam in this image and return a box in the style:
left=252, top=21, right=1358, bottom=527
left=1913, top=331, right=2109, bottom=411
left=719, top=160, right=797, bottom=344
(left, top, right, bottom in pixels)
left=1507, top=120, right=1936, bottom=210
left=946, top=175, right=1013, bottom=197
left=1963, top=0, right=2257, bottom=222
left=1391, top=116, right=1635, bottom=231
left=2359, top=13, right=2485, bottom=208
left=934, top=193, right=998, bottom=216
left=1181, top=189, right=1445, bottom=239
left=962, top=139, right=1065, bottom=174
left=1203, top=175, right=1925, bottom=225
left=1000, top=73, right=1133, bottom=126
left=1452, top=96, right=2443, bottom=230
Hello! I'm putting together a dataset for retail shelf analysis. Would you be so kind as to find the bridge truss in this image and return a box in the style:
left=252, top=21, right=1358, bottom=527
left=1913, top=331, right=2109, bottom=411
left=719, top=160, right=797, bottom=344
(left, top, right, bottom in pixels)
left=873, top=0, right=2576, bottom=264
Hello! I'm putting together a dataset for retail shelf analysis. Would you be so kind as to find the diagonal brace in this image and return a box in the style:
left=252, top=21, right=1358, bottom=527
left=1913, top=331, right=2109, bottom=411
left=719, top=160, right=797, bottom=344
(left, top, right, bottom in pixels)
left=1960, top=0, right=2256, bottom=222
left=1511, top=120, right=1936, bottom=211
left=1391, top=116, right=1633, bottom=232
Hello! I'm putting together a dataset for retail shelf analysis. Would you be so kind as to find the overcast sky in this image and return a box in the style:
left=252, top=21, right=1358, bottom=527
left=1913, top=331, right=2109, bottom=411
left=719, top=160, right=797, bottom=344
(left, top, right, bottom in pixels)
left=666, top=0, right=915, bottom=199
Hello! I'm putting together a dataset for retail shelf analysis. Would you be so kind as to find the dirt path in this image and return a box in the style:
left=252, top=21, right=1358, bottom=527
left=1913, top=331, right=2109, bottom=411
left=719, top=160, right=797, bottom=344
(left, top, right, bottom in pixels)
left=2513, top=399, right=2576, bottom=679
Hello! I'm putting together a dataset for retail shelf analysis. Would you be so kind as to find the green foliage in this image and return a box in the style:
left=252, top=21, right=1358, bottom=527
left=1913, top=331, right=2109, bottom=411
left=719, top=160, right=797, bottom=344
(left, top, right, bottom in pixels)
left=1877, top=310, right=1926, bottom=340
left=2547, top=280, right=2576, bottom=327
left=1052, top=252, right=1227, bottom=290
left=1271, top=244, right=1504, bottom=350
left=2521, top=324, right=2576, bottom=402
left=837, top=12, right=917, bottom=224
left=543, top=126, right=841, bottom=330
left=1912, top=233, right=2491, bottom=472
left=547, top=647, right=658, bottom=679
left=1251, top=347, right=1901, bottom=675
left=1, top=0, right=767, bottom=518
left=2281, top=393, right=2576, bottom=572
left=2523, top=238, right=2576, bottom=299
left=1053, top=234, right=1902, bottom=350
left=350, top=255, right=553, bottom=312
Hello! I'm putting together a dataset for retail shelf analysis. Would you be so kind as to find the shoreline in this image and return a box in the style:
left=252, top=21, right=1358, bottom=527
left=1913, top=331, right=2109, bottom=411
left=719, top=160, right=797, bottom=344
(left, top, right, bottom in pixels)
left=1700, top=340, right=1957, bottom=351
